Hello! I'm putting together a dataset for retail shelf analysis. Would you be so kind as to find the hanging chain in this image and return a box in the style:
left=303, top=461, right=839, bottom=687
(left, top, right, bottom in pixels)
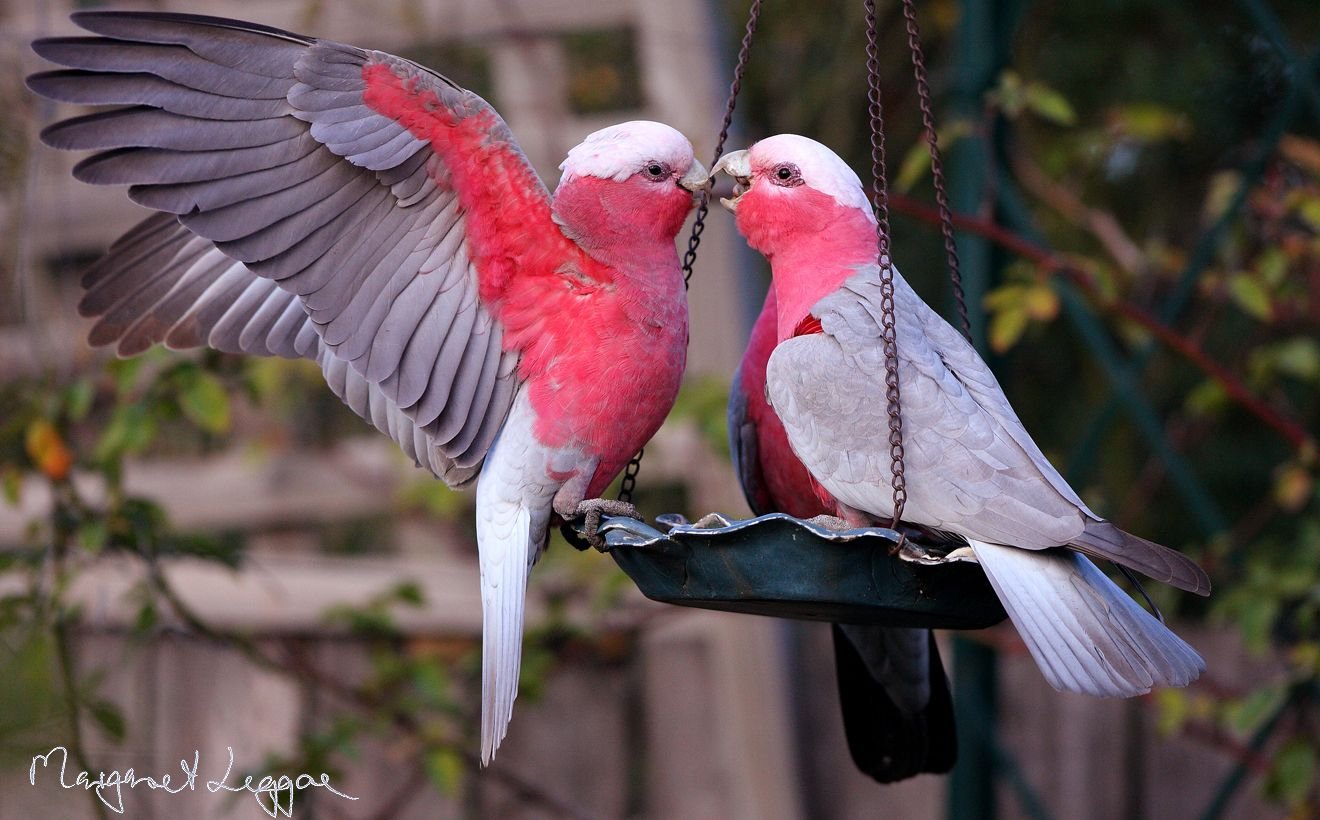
left=617, top=448, right=643, bottom=504
left=864, top=0, right=908, bottom=527
left=682, top=0, right=763, bottom=289
left=618, top=0, right=763, bottom=504
left=900, top=0, right=970, bottom=342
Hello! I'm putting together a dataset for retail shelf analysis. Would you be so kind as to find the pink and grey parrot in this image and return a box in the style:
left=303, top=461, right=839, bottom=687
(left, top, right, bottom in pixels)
left=731, top=286, right=956, bottom=781
left=715, top=134, right=1209, bottom=698
left=29, top=11, right=708, bottom=763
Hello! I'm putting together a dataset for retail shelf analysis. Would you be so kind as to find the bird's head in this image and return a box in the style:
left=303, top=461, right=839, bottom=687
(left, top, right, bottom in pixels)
left=711, top=134, right=875, bottom=259
left=554, top=121, right=708, bottom=248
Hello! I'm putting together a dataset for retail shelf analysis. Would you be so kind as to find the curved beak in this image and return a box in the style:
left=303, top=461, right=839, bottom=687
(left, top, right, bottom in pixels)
left=678, top=158, right=711, bottom=193
left=710, top=150, right=752, bottom=211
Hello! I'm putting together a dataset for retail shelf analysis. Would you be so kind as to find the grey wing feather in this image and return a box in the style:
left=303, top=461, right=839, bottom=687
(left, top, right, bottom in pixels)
left=31, top=11, right=537, bottom=481
left=79, top=213, right=488, bottom=485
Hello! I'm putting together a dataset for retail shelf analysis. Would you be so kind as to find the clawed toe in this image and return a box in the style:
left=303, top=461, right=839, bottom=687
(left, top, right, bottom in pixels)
left=574, top=498, right=641, bottom=549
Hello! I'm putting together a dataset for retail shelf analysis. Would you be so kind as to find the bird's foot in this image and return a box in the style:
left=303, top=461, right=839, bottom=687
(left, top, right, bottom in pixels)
left=895, top=542, right=978, bottom=566
left=573, top=498, right=641, bottom=549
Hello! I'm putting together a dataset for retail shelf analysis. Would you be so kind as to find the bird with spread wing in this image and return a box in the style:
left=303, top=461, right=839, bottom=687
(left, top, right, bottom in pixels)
left=29, top=11, right=709, bottom=763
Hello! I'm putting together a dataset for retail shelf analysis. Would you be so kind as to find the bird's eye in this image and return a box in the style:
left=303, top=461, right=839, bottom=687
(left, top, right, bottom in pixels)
left=771, top=163, right=802, bottom=186
left=643, top=162, right=670, bottom=180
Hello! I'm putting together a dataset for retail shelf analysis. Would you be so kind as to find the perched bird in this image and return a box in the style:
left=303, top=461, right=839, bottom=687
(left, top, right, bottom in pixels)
left=714, top=134, right=1209, bottom=699
left=29, top=11, right=708, bottom=763
left=731, top=286, right=956, bottom=782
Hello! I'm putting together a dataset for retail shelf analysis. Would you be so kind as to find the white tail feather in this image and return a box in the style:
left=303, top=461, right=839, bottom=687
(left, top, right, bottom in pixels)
left=970, top=540, right=1205, bottom=697
left=477, top=502, right=532, bottom=765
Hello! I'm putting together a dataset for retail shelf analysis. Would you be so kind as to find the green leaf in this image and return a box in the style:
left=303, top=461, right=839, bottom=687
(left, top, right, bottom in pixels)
left=1184, top=379, right=1228, bottom=417
left=134, top=601, right=158, bottom=634
left=989, top=305, right=1029, bottom=353
left=1025, top=83, right=1076, bottom=126
left=95, top=403, right=157, bottom=462
left=108, top=357, right=146, bottom=396
left=1266, top=740, right=1316, bottom=807
left=1294, top=194, right=1320, bottom=232
left=179, top=371, right=231, bottom=434
left=1223, top=686, right=1284, bottom=734
left=1107, top=104, right=1192, bottom=141
left=1272, top=337, right=1320, bottom=380
left=77, top=520, right=107, bottom=554
left=2, top=467, right=22, bottom=506
left=1237, top=595, right=1280, bottom=651
left=1227, top=274, right=1273, bottom=321
left=1155, top=689, right=1189, bottom=735
left=896, top=142, right=933, bottom=193
left=423, top=748, right=464, bottom=796
left=1202, top=171, right=1242, bottom=222
left=989, top=69, right=1027, bottom=116
left=88, top=698, right=126, bottom=743
left=1022, top=283, right=1060, bottom=320
left=64, top=380, right=95, bottom=421
left=983, top=283, right=1028, bottom=311
left=1254, top=247, right=1289, bottom=288
left=391, top=581, right=425, bottom=607
left=894, top=122, right=970, bottom=192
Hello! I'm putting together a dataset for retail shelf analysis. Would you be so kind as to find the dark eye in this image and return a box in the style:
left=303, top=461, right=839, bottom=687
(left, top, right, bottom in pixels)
left=643, top=161, right=669, bottom=180
left=771, top=163, right=802, bottom=186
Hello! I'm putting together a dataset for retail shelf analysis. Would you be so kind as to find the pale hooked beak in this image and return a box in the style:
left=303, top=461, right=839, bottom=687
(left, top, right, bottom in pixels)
left=678, top=158, right=711, bottom=192
left=710, top=150, right=751, bottom=211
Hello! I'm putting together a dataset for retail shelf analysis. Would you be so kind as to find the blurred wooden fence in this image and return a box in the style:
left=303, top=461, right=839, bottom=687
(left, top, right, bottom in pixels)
left=0, top=425, right=1288, bottom=820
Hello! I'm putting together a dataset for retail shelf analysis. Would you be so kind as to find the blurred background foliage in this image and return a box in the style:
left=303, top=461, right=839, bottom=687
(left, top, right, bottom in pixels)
left=1, top=0, right=1318, bottom=815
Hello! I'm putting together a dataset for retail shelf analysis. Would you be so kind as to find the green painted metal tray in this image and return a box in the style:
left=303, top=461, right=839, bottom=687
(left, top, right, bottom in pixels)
left=564, top=513, right=1006, bottom=630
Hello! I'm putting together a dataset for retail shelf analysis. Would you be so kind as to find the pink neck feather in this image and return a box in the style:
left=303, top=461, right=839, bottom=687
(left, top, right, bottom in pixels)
left=735, top=186, right=878, bottom=342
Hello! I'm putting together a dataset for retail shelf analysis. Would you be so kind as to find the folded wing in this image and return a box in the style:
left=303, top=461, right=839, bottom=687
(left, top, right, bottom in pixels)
left=764, top=265, right=1209, bottom=594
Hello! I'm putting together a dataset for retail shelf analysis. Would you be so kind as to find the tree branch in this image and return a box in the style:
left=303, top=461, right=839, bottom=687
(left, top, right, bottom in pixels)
left=889, top=192, right=1315, bottom=452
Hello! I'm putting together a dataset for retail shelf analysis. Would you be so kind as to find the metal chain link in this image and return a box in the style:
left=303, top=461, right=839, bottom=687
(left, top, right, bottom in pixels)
left=618, top=0, right=763, bottom=504
left=617, top=447, right=643, bottom=504
left=900, top=0, right=971, bottom=342
left=682, top=0, right=763, bottom=289
left=864, top=0, right=908, bottom=526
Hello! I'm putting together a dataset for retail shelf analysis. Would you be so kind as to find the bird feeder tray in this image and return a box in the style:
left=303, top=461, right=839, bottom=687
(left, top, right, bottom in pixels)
left=564, top=513, right=1006, bottom=630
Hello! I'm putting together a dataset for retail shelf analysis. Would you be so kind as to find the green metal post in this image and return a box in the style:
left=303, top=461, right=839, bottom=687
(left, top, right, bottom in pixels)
left=951, top=637, right=999, bottom=819
left=945, top=0, right=1029, bottom=817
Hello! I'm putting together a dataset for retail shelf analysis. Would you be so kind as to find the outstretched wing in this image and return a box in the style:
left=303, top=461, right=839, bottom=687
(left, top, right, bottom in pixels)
left=765, top=265, right=1208, bottom=594
left=29, top=11, right=566, bottom=482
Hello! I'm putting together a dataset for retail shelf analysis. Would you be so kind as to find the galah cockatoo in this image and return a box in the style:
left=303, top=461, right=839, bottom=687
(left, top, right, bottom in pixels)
left=715, top=134, right=1209, bottom=698
left=731, top=287, right=956, bottom=782
left=29, top=11, right=708, bottom=763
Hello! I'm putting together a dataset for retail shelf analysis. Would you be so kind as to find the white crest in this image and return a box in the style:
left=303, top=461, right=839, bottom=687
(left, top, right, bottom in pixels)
left=559, top=121, right=695, bottom=183
left=748, top=134, right=874, bottom=217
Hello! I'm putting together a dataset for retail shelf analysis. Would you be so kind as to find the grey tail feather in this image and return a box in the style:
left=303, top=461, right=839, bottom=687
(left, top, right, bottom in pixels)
left=971, top=540, right=1205, bottom=697
left=1071, top=520, right=1211, bottom=596
left=832, top=626, right=956, bottom=782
